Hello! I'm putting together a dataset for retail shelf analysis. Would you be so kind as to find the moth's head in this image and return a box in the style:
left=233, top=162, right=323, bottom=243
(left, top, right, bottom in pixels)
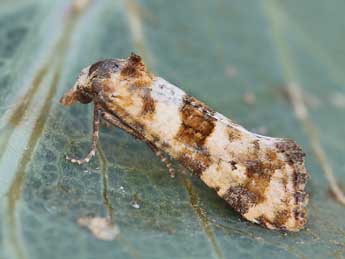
left=59, top=58, right=124, bottom=106
left=59, top=53, right=152, bottom=106
left=59, top=65, right=94, bottom=106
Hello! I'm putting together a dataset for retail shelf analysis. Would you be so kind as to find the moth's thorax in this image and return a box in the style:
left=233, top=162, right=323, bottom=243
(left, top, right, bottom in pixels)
left=100, top=73, right=150, bottom=118
left=90, top=54, right=154, bottom=114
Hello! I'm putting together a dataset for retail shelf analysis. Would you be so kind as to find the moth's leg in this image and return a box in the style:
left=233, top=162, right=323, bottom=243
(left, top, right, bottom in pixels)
left=101, top=112, right=141, bottom=140
left=150, top=147, right=175, bottom=178
left=101, top=112, right=175, bottom=177
left=66, top=104, right=101, bottom=164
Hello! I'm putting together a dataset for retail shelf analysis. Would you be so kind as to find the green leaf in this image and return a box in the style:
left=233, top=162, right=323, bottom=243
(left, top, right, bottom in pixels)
left=1, top=0, right=344, bottom=258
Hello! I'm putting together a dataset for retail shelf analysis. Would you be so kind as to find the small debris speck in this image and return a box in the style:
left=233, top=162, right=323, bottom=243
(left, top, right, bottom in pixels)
left=255, top=236, right=263, bottom=241
left=131, top=202, right=140, bottom=209
left=119, top=186, right=126, bottom=193
left=78, top=216, right=120, bottom=241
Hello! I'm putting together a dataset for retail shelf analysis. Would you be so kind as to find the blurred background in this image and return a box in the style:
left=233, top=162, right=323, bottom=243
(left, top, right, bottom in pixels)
left=0, top=0, right=344, bottom=258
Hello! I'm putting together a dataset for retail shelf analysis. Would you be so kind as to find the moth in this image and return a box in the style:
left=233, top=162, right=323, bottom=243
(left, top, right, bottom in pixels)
left=60, top=53, right=309, bottom=231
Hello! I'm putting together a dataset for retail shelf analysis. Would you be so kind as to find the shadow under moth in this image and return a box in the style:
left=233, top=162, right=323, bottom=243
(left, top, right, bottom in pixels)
left=60, top=53, right=309, bottom=232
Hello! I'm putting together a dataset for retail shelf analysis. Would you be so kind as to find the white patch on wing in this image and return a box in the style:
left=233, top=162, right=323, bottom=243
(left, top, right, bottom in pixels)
left=284, top=163, right=300, bottom=229
left=151, top=77, right=185, bottom=106
left=213, top=112, right=277, bottom=142
left=200, top=161, right=247, bottom=196
left=205, top=121, right=231, bottom=161
left=145, top=77, right=185, bottom=144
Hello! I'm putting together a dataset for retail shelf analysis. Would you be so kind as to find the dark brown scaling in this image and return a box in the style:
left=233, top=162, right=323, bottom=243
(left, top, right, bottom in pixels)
left=272, top=209, right=289, bottom=228
left=141, top=89, right=155, bottom=117
left=293, top=169, right=308, bottom=187
left=223, top=186, right=259, bottom=214
left=294, top=191, right=307, bottom=204
left=175, top=95, right=216, bottom=149
left=230, top=161, right=237, bottom=170
left=177, top=151, right=211, bottom=176
left=292, top=169, right=308, bottom=207
left=245, top=160, right=266, bottom=177
left=76, top=90, right=93, bottom=104
left=291, top=168, right=308, bottom=222
left=275, top=139, right=305, bottom=164
left=293, top=208, right=306, bottom=222
left=277, top=140, right=308, bottom=220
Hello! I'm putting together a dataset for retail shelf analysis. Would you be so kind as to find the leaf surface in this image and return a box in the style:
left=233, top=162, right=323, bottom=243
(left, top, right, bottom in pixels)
left=0, top=0, right=344, bottom=258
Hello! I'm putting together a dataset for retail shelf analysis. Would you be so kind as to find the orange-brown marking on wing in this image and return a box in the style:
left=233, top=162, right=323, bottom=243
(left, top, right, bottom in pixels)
left=244, top=160, right=272, bottom=203
left=141, top=89, right=155, bottom=118
left=120, top=53, right=153, bottom=87
left=116, top=95, right=134, bottom=108
left=228, top=127, right=243, bottom=142
left=175, top=95, right=216, bottom=149
left=266, top=148, right=278, bottom=161
left=221, top=148, right=285, bottom=216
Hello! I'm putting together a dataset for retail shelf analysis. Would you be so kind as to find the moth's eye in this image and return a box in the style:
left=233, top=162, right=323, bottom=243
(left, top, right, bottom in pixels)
left=77, top=91, right=92, bottom=104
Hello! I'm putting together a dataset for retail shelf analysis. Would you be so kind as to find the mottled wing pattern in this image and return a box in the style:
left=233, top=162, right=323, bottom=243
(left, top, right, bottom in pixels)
left=61, top=54, right=309, bottom=232
left=111, top=74, right=309, bottom=231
